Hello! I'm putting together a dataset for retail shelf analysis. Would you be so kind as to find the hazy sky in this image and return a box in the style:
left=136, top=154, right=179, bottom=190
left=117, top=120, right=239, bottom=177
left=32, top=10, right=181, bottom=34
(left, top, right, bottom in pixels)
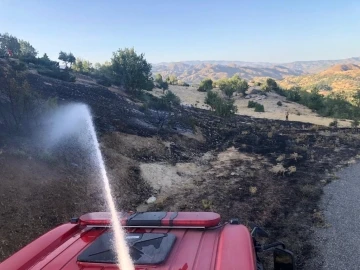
left=1, top=0, right=359, bottom=64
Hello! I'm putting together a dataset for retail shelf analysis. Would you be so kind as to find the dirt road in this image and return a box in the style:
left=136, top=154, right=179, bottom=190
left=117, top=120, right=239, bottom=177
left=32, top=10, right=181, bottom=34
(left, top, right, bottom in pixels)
left=309, top=161, right=360, bottom=269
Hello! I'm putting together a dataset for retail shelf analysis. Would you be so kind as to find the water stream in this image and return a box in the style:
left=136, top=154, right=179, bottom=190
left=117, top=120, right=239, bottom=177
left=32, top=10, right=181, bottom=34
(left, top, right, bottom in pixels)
left=46, top=103, right=134, bottom=270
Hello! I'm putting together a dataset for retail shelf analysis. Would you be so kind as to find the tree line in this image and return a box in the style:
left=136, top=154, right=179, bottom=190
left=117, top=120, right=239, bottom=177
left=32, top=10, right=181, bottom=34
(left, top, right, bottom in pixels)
left=0, top=32, right=182, bottom=132
left=269, top=79, right=360, bottom=122
left=194, top=76, right=360, bottom=122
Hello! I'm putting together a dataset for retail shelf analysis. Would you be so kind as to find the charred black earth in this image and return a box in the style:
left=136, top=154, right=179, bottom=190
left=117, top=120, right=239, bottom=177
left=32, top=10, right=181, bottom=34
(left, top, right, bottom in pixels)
left=1, top=70, right=360, bottom=269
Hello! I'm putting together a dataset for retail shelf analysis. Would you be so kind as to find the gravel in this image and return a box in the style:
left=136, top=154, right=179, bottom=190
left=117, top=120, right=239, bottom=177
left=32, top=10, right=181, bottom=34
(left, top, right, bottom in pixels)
left=308, top=162, right=360, bottom=269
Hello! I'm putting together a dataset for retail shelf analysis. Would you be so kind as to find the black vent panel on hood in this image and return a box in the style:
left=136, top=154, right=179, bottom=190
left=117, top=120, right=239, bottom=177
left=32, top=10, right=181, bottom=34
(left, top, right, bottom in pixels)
left=78, top=231, right=176, bottom=265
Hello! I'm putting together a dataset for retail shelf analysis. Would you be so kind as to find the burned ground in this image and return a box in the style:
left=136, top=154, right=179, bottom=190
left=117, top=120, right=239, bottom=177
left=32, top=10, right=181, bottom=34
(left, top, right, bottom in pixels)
left=1, top=70, right=360, bottom=269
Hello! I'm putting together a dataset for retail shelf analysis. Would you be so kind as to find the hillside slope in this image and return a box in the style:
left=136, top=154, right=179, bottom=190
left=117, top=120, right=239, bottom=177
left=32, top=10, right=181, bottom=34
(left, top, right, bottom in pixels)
left=152, top=85, right=351, bottom=127
left=152, top=63, right=303, bottom=83
left=1, top=62, right=360, bottom=269
left=152, top=57, right=360, bottom=83
left=278, top=64, right=360, bottom=93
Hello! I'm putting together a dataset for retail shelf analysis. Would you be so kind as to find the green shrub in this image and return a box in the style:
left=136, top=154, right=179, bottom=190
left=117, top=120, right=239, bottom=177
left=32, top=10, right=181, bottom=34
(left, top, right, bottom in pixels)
left=273, top=85, right=360, bottom=120
left=198, top=78, right=213, bottom=92
left=217, top=75, right=248, bottom=96
left=163, top=91, right=180, bottom=106
left=38, top=69, right=76, bottom=82
left=10, top=61, right=27, bottom=71
left=161, top=81, right=169, bottom=91
left=248, top=101, right=265, bottom=112
left=20, top=56, right=59, bottom=69
left=178, top=80, right=190, bottom=87
left=205, top=90, right=237, bottom=117
left=213, top=98, right=237, bottom=117
left=329, top=119, right=338, bottom=127
left=147, top=91, right=180, bottom=111
left=205, top=91, right=219, bottom=110
left=277, top=101, right=283, bottom=106
left=96, top=77, right=112, bottom=87
left=254, top=103, right=265, bottom=112
left=248, top=100, right=256, bottom=108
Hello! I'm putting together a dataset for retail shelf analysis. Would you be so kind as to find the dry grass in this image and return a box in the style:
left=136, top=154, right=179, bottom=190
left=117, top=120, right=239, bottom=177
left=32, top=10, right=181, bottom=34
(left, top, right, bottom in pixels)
left=153, top=86, right=351, bottom=127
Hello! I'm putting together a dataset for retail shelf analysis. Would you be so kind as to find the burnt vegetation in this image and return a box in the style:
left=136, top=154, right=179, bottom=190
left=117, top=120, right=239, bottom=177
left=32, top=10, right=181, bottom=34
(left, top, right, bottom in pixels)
left=2, top=32, right=360, bottom=270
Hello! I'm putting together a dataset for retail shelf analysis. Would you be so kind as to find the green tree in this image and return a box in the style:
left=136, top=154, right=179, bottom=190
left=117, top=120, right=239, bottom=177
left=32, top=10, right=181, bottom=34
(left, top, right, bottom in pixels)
left=73, top=58, right=93, bottom=73
left=265, top=78, right=278, bottom=91
left=205, top=90, right=237, bottom=117
left=68, top=53, right=76, bottom=68
left=161, top=81, right=169, bottom=93
left=178, top=80, right=189, bottom=87
left=166, top=75, right=178, bottom=85
left=205, top=91, right=219, bottom=110
left=42, top=53, right=50, bottom=61
left=217, top=75, right=248, bottom=97
left=307, top=88, right=324, bottom=111
left=94, top=62, right=102, bottom=70
left=248, top=100, right=256, bottom=108
left=58, top=51, right=75, bottom=68
left=352, top=90, right=360, bottom=108
left=214, top=98, right=237, bottom=117
left=19, top=40, right=38, bottom=58
left=93, top=61, right=113, bottom=85
left=73, top=59, right=83, bottom=72
left=287, top=87, right=302, bottom=102
left=254, top=103, right=265, bottom=112
left=198, top=78, right=213, bottom=92
left=223, top=84, right=236, bottom=98
left=0, top=66, right=57, bottom=131
left=111, top=47, right=153, bottom=92
left=0, top=33, right=20, bottom=56
left=0, top=67, right=34, bottom=129
left=232, top=75, right=249, bottom=94
left=155, top=73, right=163, bottom=84
left=163, top=91, right=180, bottom=106
left=58, top=51, right=69, bottom=67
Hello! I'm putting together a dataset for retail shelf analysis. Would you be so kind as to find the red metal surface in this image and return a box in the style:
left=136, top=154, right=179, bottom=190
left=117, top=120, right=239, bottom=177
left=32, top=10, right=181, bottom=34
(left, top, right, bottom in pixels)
left=1, top=212, right=256, bottom=270
left=79, top=212, right=221, bottom=228
left=0, top=223, right=80, bottom=270
left=215, top=225, right=257, bottom=270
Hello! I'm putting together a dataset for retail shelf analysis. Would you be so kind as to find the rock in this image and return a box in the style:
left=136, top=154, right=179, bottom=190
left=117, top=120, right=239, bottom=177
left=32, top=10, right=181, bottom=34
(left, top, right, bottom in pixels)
left=136, top=204, right=149, bottom=212
left=146, top=196, right=157, bottom=204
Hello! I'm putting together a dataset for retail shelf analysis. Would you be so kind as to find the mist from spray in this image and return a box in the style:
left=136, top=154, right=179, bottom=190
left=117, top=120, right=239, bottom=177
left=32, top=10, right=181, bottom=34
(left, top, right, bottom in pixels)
left=45, top=103, right=134, bottom=270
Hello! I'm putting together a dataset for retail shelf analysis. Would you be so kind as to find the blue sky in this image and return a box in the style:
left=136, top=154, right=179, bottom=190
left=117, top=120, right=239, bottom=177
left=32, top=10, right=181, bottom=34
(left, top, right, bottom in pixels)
left=0, top=0, right=359, bottom=64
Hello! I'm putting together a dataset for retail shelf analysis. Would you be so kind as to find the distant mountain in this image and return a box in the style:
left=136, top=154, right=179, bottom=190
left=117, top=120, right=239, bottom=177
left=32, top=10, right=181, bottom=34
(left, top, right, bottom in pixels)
left=152, top=63, right=304, bottom=84
left=279, top=57, right=360, bottom=73
left=155, top=60, right=274, bottom=68
left=278, top=64, right=360, bottom=92
left=152, top=57, right=360, bottom=84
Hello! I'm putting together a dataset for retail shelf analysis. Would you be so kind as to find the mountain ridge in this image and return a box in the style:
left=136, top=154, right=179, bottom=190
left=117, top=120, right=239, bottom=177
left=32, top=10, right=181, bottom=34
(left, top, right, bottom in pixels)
left=152, top=57, right=360, bottom=84
left=278, top=63, right=360, bottom=93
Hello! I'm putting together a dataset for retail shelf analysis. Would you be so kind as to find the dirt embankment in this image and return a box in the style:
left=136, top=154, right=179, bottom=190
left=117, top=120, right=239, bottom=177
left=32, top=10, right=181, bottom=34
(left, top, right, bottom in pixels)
left=1, top=70, right=360, bottom=269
